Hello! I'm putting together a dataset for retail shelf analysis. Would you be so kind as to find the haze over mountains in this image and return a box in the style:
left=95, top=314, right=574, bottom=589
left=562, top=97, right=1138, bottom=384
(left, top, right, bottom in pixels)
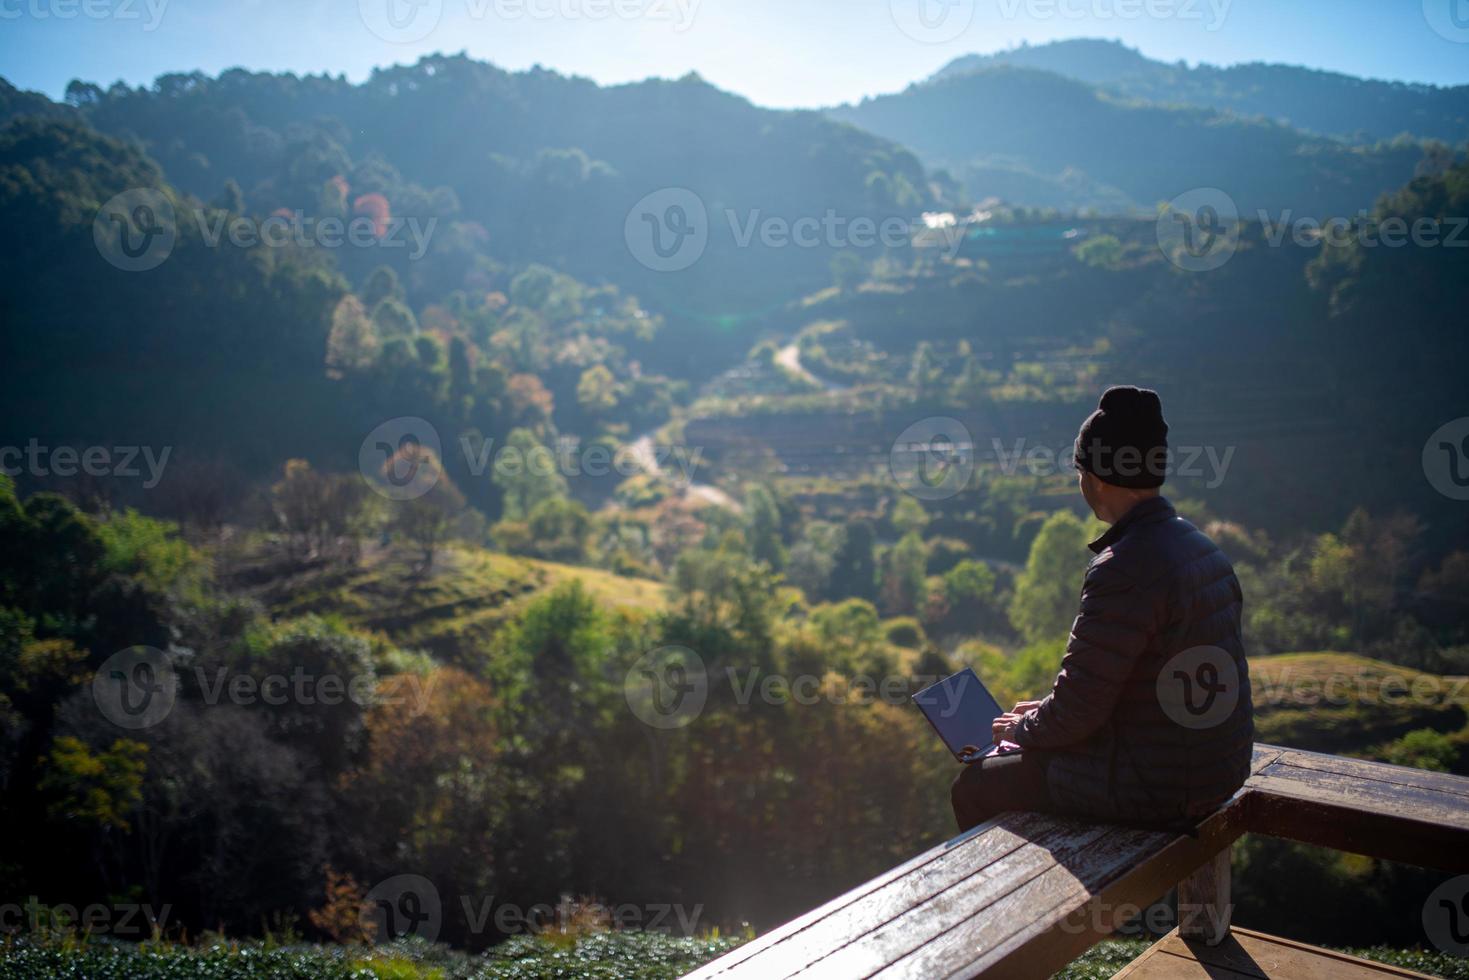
left=6, top=38, right=1466, bottom=231
left=833, top=39, right=1464, bottom=215
left=931, top=39, right=1469, bottom=144
left=2, top=59, right=938, bottom=318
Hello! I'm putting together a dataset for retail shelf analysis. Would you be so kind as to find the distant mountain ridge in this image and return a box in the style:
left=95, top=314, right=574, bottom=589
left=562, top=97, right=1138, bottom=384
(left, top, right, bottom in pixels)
left=9, top=55, right=943, bottom=315
left=933, top=39, right=1469, bottom=145
left=834, top=59, right=1439, bottom=215
left=830, top=63, right=1436, bottom=215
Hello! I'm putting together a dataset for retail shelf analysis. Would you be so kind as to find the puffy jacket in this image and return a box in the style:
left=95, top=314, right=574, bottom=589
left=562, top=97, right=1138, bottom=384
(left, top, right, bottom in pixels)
left=1012, top=496, right=1253, bottom=822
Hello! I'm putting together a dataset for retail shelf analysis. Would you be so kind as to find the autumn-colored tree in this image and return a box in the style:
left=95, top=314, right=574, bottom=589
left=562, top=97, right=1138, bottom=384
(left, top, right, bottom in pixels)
left=352, top=192, right=391, bottom=238
left=506, top=373, right=555, bottom=427
left=382, top=446, right=467, bottom=572
left=271, top=459, right=368, bottom=563
left=341, top=668, right=506, bottom=933
left=308, top=866, right=372, bottom=945
left=322, top=174, right=350, bottom=218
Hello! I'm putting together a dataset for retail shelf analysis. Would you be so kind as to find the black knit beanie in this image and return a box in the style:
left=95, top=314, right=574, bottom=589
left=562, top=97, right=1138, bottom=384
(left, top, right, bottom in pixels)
left=1074, top=386, right=1169, bottom=489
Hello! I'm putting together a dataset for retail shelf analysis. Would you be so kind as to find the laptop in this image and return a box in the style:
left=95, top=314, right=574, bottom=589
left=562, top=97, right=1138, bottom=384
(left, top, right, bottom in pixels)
left=912, top=667, right=1021, bottom=763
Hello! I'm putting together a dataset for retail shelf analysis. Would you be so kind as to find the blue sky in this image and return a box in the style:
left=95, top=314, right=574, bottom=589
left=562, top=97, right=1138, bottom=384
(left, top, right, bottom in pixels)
left=2, top=0, right=1467, bottom=108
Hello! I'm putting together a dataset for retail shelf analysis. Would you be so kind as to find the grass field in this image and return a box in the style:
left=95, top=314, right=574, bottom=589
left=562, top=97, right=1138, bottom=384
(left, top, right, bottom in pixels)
left=225, top=539, right=668, bottom=668
left=1250, top=652, right=1469, bottom=754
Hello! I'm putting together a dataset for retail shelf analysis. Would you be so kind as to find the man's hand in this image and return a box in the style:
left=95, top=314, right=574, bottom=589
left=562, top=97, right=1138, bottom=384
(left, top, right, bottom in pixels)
left=992, top=700, right=1041, bottom=744
left=992, top=712, right=1023, bottom=744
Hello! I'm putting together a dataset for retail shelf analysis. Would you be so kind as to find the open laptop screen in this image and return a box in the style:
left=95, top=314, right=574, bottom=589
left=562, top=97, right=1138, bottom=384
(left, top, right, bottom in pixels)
left=912, top=667, right=1006, bottom=761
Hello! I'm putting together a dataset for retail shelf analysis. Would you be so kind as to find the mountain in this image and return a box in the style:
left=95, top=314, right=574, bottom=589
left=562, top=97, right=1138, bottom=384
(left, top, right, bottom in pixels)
left=51, top=56, right=941, bottom=314
left=933, top=39, right=1469, bottom=145
left=829, top=65, right=1432, bottom=215
left=0, top=78, right=70, bottom=126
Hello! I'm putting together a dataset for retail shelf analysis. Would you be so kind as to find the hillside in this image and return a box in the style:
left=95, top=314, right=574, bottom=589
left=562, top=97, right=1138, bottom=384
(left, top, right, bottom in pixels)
left=934, top=39, right=1469, bottom=144
left=226, top=538, right=668, bottom=669
left=830, top=66, right=1430, bottom=214
left=1252, top=652, right=1469, bottom=757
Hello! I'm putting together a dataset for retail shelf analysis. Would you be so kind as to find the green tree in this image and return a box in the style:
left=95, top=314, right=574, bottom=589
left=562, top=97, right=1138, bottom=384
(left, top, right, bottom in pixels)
left=831, top=519, right=878, bottom=601
left=1374, top=728, right=1457, bottom=772
left=326, top=295, right=379, bottom=378
left=231, top=616, right=376, bottom=775
left=744, top=484, right=785, bottom=571
left=372, top=297, right=418, bottom=337
left=362, top=265, right=402, bottom=309
left=879, top=531, right=929, bottom=616
left=39, top=735, right=146, bottom=832
left=810, top=598, right=882, bottom=650
left=891, top=496, right=929, bottom=536
left=493, top=428, right=568, bottom=521
left=786, top=521, right=844, bottom=600
left=943, top=559, right=997, bottom=607
left=526, top=497, right=591, bottom=563
left=1009, top=510, right=1091, bottom=645
left=577, top=364, right=619, bottom=415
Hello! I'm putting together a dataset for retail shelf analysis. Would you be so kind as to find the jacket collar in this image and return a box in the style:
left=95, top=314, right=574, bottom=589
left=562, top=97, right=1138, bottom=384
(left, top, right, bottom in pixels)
left=1088, top=495, right=1175, bottom=554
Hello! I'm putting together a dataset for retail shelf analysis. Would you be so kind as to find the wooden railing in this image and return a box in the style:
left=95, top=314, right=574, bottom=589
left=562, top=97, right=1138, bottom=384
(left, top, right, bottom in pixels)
left=684, top=745, right=1469, bottom=979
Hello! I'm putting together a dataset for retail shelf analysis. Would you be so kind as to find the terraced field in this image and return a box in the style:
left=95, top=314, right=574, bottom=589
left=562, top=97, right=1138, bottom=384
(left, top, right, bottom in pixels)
left=226, top=540, right=668, bottom=668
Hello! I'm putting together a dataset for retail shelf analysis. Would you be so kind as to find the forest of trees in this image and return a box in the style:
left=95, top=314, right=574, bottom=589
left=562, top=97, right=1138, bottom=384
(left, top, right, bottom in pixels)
left=1, top=45, right=1468, bottom=974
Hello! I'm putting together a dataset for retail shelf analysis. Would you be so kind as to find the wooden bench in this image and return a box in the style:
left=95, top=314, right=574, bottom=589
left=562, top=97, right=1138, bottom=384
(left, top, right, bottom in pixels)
left=683, top=745, right=1469, bottom=979
left=1112, top=925, right=1439, bottom=980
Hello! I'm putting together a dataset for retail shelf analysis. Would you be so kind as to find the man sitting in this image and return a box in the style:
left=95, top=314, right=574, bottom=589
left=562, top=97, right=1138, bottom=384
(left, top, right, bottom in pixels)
left=952, top=385, right=1254, bottom=831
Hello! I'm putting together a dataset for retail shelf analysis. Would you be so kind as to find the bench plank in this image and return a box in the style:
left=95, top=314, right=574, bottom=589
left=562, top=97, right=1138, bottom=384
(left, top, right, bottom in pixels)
left=678, top=816, right=1034, bottom=979
left=1245, top=758, right=1469, bottom=872
left=1112, top=926, right=1437, bottom=980
left=1269, top=749, right=1469, bottom=800
left=797, top=822, right=1139, bottom=978
left=924, top=802, right=1252, bottom=980
left=682, top=745, right=1469, bottom=980
left=1251, top=762, right=1469, bottom=826
left=694, top=816, right=1080, bottom=979
left=1245, top=769, right=1469, bottom=869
